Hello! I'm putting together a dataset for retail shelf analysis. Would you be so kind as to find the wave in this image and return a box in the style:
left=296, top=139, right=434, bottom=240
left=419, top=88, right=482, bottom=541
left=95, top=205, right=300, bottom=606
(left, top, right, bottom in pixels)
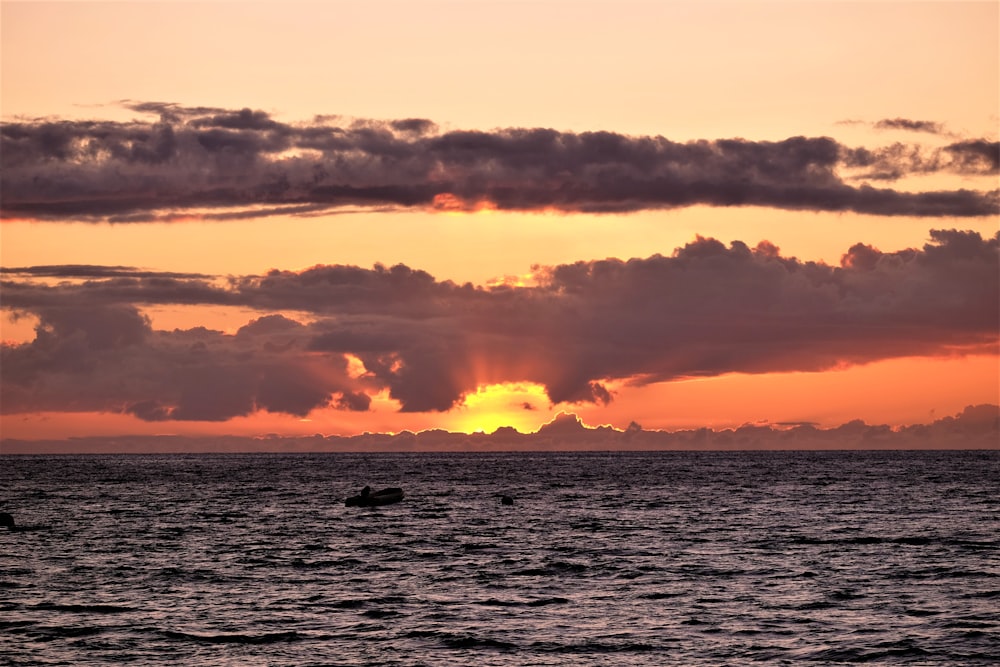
left=290, top=558, right=341, bottom=570
left=31, top=603, right=137, bottom=614
left=961, top=589, right=1000, bottom=599
left=472, top=596, right=570, bottom=607
left=404, top=629, right=518, bottom=651
left=804, top=643, right=933, bottom=662
left=0, top=620, right=34, bottom=631
left=317, top=598, right=367, bottom=610
left=160, top=629, right=302, bottom=645
left=638, top=591, right=684, bottom=600
left=511, top=560, right=589, bottom=577
left=532, top=638, right=664, bottom=653
left=788, top=535, right=1000, bottom=548
left=20, top=625, right=106, bottom=639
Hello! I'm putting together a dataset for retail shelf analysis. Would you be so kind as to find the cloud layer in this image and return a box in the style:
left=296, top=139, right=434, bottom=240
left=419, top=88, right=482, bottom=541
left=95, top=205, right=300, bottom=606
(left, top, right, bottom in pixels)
left=3, top=230, right=996, bottom=421
left=2, top=405, right=996, bottom=453
left=2, top=103, right=997, bottom=221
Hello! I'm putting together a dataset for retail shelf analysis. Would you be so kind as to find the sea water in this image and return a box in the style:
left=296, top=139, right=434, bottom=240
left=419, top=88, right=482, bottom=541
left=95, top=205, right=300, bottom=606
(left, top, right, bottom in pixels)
left=1, top=450, right=997, bottom=665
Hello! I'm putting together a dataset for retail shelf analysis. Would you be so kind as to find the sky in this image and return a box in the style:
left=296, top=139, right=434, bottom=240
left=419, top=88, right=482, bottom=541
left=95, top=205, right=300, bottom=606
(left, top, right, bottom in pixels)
left=1, top=0, right=998, bottom=449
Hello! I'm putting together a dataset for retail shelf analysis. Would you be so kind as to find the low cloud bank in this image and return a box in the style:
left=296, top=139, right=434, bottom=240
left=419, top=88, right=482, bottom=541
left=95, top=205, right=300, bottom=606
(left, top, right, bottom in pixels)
left=2, top=405, right=996, bottom=453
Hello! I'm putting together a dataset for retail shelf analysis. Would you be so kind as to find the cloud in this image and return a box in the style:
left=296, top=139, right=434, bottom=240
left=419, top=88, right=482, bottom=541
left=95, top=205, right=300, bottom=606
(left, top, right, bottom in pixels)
left=2, top=104, right=997, bottom=221
left=944, top=140, right=1000, bottom=174
left=2, top=404, right=996, bottom=453
left=873, top=118, right=946, bottom=134
left=0, top=309, right=369, bottom=421
left=2, top=230, right=997, bottom=420
left=841, top=140, right=999, bottom=180
left=0, top=265, right=212, bottom=280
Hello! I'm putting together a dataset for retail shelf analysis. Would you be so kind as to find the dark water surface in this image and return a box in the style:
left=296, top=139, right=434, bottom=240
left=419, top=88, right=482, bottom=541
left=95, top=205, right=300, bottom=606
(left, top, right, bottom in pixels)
left=1, top=450, right=997, bottom=665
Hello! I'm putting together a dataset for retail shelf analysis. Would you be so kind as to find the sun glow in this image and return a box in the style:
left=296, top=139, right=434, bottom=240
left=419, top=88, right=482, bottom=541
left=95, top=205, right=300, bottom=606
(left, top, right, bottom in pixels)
left=431, top=192, right=499, bottom=214
left=451, top=382, right=553, bottom=434
left=344, top=353, right=369, bottom=379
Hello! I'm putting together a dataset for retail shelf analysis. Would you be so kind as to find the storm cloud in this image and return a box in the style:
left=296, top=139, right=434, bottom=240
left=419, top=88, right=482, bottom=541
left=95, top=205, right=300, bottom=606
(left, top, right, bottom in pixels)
left=3, top=230, right=996, bottom=420
left=2, top=103, right=997, bottom=221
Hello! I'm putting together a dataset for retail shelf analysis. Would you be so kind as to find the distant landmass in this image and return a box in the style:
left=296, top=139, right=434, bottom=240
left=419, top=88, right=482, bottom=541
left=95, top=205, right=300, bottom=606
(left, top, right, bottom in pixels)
left=2, top=405, right=996, bottom=454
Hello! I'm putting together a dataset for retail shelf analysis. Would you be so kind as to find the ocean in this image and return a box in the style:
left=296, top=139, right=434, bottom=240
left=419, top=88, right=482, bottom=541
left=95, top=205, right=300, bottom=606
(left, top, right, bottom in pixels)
left=1, top=450, right=997, bottom=665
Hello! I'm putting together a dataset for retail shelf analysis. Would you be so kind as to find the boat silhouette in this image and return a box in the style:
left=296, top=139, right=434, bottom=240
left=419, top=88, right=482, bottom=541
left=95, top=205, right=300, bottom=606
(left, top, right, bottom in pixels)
left=345, top=486, right=404, bottom=507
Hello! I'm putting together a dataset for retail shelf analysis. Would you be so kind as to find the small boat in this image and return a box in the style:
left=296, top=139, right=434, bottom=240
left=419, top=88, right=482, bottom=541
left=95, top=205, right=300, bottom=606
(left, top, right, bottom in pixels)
left=345, top=486, right=404, bottom=507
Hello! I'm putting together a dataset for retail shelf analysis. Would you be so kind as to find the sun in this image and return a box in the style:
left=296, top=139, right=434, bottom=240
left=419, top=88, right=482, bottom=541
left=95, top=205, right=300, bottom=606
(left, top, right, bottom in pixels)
left=451, top=382, right=552, bottom=434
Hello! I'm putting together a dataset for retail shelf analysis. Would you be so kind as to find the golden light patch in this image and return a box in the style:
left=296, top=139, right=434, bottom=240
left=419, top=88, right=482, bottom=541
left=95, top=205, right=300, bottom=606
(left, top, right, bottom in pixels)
left=344, top=353, right=369, bottom=379
left=431, top=192, right=498, bottom=214
left=451, top=382, right=551, bottom=434
left=485, top=272, right=536, bottom=288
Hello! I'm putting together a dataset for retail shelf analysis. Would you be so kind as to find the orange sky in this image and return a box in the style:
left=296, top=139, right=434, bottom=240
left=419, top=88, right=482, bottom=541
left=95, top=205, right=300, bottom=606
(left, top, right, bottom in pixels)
left=1, top=1, right=997, bottom=446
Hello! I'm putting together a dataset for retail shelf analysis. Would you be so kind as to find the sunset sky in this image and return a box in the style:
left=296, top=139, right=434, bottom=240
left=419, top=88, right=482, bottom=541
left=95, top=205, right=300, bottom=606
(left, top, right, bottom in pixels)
left=1, top=0, right=997, bottom=446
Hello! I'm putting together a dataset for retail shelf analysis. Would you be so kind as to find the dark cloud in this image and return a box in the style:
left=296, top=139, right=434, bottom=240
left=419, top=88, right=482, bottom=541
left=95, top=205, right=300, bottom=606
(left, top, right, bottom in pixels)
left=944, top=140, right=1000, bottom=174
left=0, top=273, right=235, bottom=311
left=389, top=118, right=439, bottom=135
left=0, top=265, right=211, bottom=279
left=3, top=230, right=996, bottom=419
left=336, top=391, right=373, bottom=412
left=2, top=104, right=997, bottom=221
left=874, top=118, right=945, bottom=134
left=0, top=308, right=368, bottom=421
left=841, top=141, right=999, bottom=180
